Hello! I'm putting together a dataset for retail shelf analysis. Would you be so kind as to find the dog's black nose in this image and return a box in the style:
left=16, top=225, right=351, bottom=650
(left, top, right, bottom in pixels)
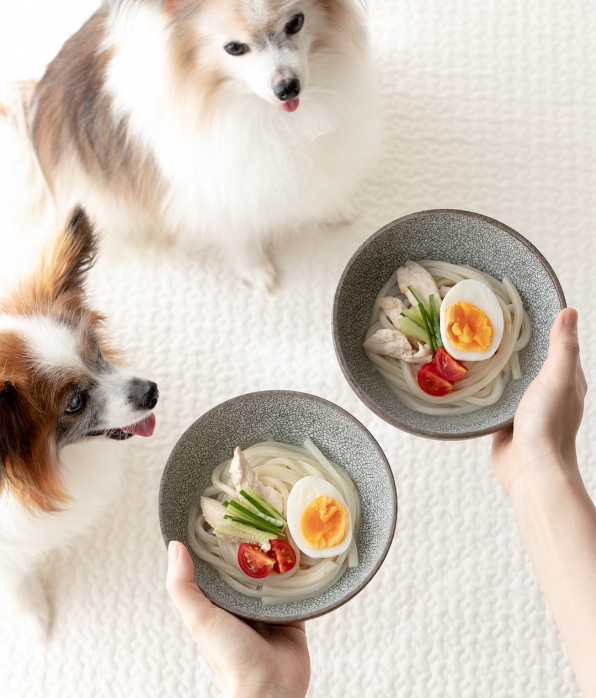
left=129, top=379, right=159, bottom=410
left=140, top=381, right=159, bottom=409
left=274, top=77, right=301, bottom=101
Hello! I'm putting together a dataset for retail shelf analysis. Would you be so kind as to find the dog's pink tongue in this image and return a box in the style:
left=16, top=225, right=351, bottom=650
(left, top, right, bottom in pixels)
left=123, top=413, right=156, bottom=437
left=280, top=98, right=300, bottom=113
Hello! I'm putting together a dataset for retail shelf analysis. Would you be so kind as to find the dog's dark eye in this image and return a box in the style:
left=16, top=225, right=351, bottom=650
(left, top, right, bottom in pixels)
left=285, top=13, right=304, bottom=35
left=65, top=391, right=86, bottom=414
left=224, top=42, right=249, bottom=56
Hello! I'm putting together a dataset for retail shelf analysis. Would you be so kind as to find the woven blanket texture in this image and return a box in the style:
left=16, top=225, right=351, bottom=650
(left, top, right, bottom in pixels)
left=0, top=1, right=594, bottom=696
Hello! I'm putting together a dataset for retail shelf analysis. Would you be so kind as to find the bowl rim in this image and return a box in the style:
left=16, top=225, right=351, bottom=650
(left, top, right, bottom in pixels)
left=158, top=389, right=398, bottom=623
left=332, top=208, right=566, bottom=440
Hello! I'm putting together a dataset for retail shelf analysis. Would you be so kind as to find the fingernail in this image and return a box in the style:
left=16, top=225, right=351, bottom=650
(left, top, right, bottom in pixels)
left=168, top=540, right=179, bottom=564
left=564, top=308, right=578, bottom=330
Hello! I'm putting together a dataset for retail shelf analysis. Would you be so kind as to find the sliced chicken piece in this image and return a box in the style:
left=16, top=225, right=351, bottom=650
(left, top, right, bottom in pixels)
left=378, top=296, right=406, bottom=327
left=364, top=329, right=432, bottom=363
left=396, top=260, right=441, bottom=311
left=200, top=496, right=228, bottom=529
left=378, top=297, right=422, bottom=343
left=230, top=447, right=284, bottom=513
left=217, top=532, right=271, bottom=551
left=199, top=496, right=271, bottom=551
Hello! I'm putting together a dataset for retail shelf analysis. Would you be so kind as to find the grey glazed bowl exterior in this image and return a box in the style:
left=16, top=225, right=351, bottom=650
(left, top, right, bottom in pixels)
left=159, top=390, right=397, bottom=624
left=333, top=209, right=566, bottom=440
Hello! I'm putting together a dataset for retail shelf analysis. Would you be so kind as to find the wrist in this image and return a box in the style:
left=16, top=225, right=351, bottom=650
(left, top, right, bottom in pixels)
left=506, top=435, right=581, bottom=501
left=222, top=675, right=307, bottom=698
left=509, top=457, right=586, bottom=523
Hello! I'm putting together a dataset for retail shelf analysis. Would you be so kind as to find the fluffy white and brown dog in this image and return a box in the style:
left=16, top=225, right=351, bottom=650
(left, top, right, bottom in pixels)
left=0, top=207, right=159, bottom=637
left=4, top=0, right=379, bottom=289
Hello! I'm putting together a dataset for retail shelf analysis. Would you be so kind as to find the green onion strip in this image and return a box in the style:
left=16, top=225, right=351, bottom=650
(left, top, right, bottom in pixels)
left=408, top=285, right=436, bottom=354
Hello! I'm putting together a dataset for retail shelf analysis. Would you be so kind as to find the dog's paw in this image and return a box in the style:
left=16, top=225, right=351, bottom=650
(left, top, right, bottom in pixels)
left=229, top=246, right=277, bottom=292
left=20, top=607, right=51, bottom=641
left=12, top=574, right=51, bottom=640
left=245, top=258, right=277, bottom=292
left=323, top=205, right=360, bottom=230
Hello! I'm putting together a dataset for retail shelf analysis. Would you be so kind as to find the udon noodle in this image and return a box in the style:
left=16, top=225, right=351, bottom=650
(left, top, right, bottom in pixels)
left=365, top=260, right=531, bottom=415
left=187, top=439, right=360, bottom=605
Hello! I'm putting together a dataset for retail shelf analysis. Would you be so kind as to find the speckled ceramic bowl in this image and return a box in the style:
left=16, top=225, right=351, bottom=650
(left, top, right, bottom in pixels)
left=159, top=390, right=397, bottom=623
left=333, top=209, right=566, bottom=440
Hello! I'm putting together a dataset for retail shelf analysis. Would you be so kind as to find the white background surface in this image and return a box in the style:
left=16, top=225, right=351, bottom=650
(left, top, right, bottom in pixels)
left=0, top=1, right=594, bottom=696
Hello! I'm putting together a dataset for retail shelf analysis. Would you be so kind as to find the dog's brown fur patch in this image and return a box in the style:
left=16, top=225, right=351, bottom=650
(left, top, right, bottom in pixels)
left=312, top=0, right=368, bottom=55
left=31, top=9, right=163, bottom=210
left=0, top=331, right=70, bottom=513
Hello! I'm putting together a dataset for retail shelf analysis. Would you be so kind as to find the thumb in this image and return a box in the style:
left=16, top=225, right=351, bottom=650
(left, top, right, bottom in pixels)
left=166, top=541, right=218, bottom=643
left=543, top=308, right=580, bottom=379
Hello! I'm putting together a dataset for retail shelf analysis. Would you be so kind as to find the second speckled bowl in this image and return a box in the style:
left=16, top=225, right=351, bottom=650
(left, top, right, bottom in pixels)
left=159, top=390, right=397, bottom=623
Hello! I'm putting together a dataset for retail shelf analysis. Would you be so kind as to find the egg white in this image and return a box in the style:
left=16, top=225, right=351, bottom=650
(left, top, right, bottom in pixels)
left=286, top=476, right=353, bottom=559
left=439, top=279, right=504, bottom=361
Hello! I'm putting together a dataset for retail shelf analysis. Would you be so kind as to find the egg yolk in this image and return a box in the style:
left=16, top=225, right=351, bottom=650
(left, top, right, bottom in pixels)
left=444, top=302, right=494, bottom=352
left=300, top=495, right=349, bottom=550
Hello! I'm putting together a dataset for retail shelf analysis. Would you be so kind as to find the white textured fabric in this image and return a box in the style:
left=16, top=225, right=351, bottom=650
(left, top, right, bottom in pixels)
left=0, top=1, right=594, bottom=696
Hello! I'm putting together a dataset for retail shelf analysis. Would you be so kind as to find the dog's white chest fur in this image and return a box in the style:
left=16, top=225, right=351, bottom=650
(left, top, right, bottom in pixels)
left=0, top=438, right=124, bottom=565
left=0, top=438, right=125, bottom=638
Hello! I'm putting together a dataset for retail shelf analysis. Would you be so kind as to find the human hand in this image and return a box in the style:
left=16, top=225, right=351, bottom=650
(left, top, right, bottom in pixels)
left=491, top=308, right=587, bottom=500
left=166, top=541, right=311, bottom=698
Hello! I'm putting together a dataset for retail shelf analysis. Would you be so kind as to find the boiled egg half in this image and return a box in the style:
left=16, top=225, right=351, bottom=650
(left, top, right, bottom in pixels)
left=286, top=476, right=352, bottom=558
left=439, top=279, right=504, bottom=361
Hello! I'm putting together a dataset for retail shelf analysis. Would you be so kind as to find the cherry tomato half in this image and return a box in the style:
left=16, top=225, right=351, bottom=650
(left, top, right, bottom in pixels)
left=268, top=539, right=297, bottom=574
left=417, top=362, right=453, bottom=396
left=237, top=543, right=275, bottom=579
left=433, top=347, right=468, bottom=381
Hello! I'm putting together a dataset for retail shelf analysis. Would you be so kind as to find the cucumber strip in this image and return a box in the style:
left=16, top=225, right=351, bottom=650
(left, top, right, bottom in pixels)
left=214, top=522, right=279, bottom=546
left=232, top=497, right=284, bottom=528
left=398, top=316, right=429, bottom=344
left=225, top=500, right=284, bottom=530
left=223, top=514, right=284, bottom=536
left=400, top=307, right=425, bottom=328
left=224, top=516, right=286, bottom=538
left=429, top=294, right=443, bottom=348
left=223, top=509, right=280, bottom=534
left=408, top=285, right=436, bottom=353
left=240, top=488, right=287, bottom=525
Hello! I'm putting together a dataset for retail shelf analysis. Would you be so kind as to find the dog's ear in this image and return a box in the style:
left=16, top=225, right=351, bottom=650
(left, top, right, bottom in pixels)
left=44, top=205, right=99, bottom=303
left=0, top=379, right=67, bottom=513
left=0, top=380, right=29, bottom=477
left=3, top=206, right=99, bottom=315
left=0, top=379, right=35, bottom=501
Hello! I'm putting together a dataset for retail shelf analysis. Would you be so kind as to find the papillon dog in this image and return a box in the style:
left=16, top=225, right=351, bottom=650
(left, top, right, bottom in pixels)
left=0, top=207, right=159, bottom=637
left=4, top=0, right=379, bottom=289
